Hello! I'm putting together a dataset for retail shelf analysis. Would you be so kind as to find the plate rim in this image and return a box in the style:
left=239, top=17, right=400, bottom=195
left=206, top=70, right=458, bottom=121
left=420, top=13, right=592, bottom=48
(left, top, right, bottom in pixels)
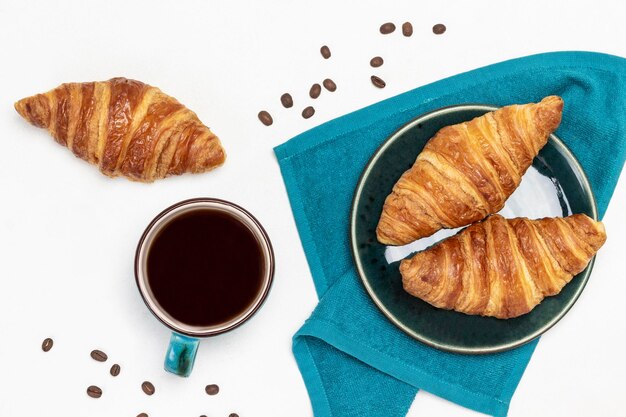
left=350, top=103, right=599, bottom=354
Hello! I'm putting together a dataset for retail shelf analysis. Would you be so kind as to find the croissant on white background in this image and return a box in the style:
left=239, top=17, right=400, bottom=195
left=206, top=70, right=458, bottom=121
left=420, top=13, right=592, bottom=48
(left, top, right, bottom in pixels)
left=15, top=78, right=226, bottom=182
left=377, top=96, right=564, bottom=245
left=400, top=214, right=606, bottom=319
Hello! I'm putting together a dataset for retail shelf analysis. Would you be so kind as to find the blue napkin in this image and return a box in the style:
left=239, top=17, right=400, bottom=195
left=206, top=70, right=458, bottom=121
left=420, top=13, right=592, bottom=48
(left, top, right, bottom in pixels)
left=274, top=51, right=626, bottom=417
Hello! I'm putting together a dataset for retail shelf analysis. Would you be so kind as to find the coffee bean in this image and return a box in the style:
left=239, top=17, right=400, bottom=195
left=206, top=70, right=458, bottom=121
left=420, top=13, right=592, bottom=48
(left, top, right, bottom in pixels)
left=229, top=414, right=239, bottom=417
left=309, top=83, right=321, bottom=99
left=302, top=106, right=315, bottom=119
left=432, top=23, right=446, bottom=35
left=320, top=45, right=331, bottom=59
left=141, top=381, right=155, bottom=396
left=41, top=338, right=53, bottom=352
left=379, top=22, right=396, bottom=34
left=205, top=384, right=220, bottom=395
left=402, top=22, right=413, bottom=37
left=137, top=413, right=148, bottom=417
left=86, top=385, right=102, bottom=398
left=257, top=110, right=273, bottom=126
left=280, top=93, right=293, bottom=108
left=90, top=349, right=107, bottom=362
left=200, top=415, right=207, bottom=417
left=371, top=75, right=386, bottom=89
left=323, top=78, right=337, bottom=92
left=110, top=364, right=120, bottom=377
left=370, top=56, right=384, bottom=68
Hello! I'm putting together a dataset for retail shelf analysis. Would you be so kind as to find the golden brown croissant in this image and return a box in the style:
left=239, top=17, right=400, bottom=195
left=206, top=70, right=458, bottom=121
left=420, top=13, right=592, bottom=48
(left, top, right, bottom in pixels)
left=400, top=214, right=606, bottom=319
left=14, top=78, right=225, bottom=182
left=377, top=96, right=563, bottom=245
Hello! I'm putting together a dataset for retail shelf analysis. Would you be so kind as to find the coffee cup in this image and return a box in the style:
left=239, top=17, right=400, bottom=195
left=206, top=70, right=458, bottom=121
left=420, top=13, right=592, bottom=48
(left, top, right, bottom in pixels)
left=135, top=198, right=274, bottom=377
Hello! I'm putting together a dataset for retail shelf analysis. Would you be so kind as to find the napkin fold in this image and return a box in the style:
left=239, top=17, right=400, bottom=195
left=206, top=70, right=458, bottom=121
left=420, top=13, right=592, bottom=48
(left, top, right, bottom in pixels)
left=274, top=51, right=626, bottom=417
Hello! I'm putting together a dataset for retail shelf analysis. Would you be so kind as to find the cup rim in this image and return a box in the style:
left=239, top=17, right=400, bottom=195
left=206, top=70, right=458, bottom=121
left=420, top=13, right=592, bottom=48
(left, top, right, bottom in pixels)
left=134, top=198, right=275, bottom=338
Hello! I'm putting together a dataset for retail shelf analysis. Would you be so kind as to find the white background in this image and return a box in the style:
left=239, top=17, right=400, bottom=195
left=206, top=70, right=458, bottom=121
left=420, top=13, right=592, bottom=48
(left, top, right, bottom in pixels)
left=0, top=1, right=625, bottom=416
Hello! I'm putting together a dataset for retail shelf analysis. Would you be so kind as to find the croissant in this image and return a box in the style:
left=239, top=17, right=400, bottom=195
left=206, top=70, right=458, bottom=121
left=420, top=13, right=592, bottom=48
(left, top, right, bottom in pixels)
left=400, top=214, right=606, bottom=319
left=14, top=78, right=225, bottom=182
left=377, top=96, right=564, bottom=245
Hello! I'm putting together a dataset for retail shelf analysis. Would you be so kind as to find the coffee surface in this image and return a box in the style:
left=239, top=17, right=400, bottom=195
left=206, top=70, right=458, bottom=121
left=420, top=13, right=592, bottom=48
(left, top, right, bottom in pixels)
left=147, top=209, right=264, bottom=328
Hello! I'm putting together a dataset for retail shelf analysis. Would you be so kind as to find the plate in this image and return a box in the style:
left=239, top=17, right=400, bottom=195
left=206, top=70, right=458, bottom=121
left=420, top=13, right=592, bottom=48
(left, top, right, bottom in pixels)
left=350, top=104, right=598, bottom=354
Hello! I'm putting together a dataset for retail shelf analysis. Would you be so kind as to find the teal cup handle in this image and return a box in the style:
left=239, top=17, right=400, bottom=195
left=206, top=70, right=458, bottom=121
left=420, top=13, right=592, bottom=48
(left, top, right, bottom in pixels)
left=164, top=333, right=200, bottom=377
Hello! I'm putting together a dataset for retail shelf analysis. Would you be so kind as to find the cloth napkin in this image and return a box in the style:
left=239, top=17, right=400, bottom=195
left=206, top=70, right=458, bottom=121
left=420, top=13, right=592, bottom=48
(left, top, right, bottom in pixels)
left=274, top=51, right=626, bottom=417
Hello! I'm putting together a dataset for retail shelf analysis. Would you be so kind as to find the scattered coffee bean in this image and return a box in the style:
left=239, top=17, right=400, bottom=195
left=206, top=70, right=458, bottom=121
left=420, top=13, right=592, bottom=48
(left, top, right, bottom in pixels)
left=280, top=93, right=293, bottom=108
left=86, top=385, right=102, bottom=399
left=309, top=83, right=321, bottom=99
left=370, top=56, right=384, bottom=67
left=205, top=384, right=220, bottom=395
left=257, top=110, right=273, bottom=126
left=90, top=349, right=108, bottom=362
left=323, top=78, right=337, bottom=92
left=320, top=45, right=331, bottom=59
left=137, top=413, right=148, bottom=417
left=141, top=381, right=155, bottom=396
left=402, top=22, right=413, bottom=37
left=379, top=22, right=396, bottom=34
left=41, top=338, right=53, bottom=352
left=371, top=75, right=386, bottom=89
left=110, top=364, right=120, bottom=377
left=229, top=414, right=239, bottom=417
left=302, top=106, right=315, bottom=119
left=432, top=23, right=446, bottom=35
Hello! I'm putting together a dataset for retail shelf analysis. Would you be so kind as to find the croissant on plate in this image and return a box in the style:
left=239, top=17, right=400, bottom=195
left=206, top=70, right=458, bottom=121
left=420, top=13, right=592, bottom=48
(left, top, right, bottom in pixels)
left=400, top=214, right=606, bottom=319
left=14, top=78, right=225, bottom=182
left=377, top=96, right=564, bottom=245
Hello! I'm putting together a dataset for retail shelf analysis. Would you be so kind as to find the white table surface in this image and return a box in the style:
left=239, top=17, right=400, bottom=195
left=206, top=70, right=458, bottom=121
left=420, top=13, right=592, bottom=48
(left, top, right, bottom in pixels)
left=1, top=1, right=625, bottom=416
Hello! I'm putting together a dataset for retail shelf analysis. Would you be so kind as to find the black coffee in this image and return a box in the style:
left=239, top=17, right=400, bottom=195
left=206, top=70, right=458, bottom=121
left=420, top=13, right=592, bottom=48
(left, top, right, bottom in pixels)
left=147, top=209, right=265, bottom=327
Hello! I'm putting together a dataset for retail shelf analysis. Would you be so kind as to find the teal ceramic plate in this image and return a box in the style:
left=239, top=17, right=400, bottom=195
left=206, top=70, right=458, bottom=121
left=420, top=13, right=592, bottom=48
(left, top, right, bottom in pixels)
left=350, top=104, right=598, bottom=354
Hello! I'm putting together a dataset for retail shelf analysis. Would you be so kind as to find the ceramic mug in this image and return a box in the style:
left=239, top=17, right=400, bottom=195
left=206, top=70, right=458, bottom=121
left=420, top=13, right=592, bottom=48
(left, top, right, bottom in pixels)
left=134, top=198, right=274, bottom=377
